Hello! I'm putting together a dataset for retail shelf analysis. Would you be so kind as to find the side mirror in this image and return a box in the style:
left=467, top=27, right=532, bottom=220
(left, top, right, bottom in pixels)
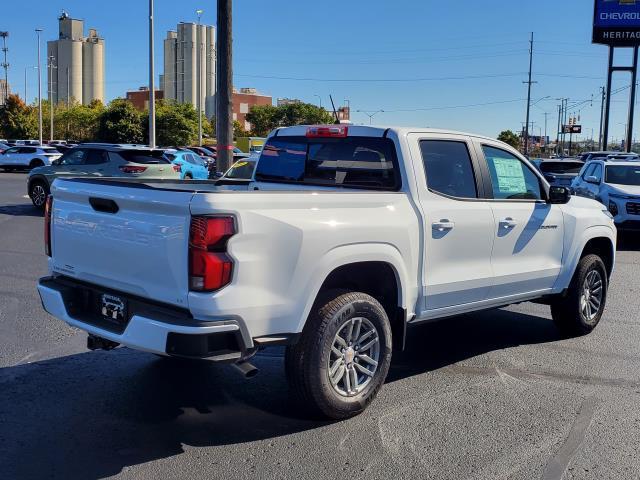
left=548, top=186, right=571, bottom=205
left=585, top=175, right=599, bottom=184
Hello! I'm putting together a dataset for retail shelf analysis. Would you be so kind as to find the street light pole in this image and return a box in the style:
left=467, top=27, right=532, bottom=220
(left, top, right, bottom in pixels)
left=148, top=0, right=156, bottom=148
left=48, top=55, right=57, bottom=141
left=36, top=28, right=43, bottom=145
left=314, top=94, right=322, bottom=108
left=196, top=9, right=203, bottom=147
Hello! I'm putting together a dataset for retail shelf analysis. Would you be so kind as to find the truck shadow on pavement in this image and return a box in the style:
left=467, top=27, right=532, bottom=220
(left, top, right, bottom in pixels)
left=0, top=204, right=43, bottom=217
left=0, top=308, right=561, bottom=479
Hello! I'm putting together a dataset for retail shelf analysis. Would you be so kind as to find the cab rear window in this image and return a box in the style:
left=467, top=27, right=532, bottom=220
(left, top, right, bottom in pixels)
left=255, top=136, right=400, bottom=190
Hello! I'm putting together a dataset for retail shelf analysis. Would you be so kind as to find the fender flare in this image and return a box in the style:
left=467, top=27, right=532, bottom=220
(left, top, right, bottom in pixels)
left=294, top=242, right=412, bottom=333
left=553, top=224, right=616, bottom=291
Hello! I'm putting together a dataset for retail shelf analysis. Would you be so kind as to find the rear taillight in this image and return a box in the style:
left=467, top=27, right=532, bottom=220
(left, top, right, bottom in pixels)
left=306, top=125, right=348, bottom=138
left=172, top=164, right=181, bottom=173
left=189, top=216, right=236, bottom=291
left=119, top=165, right=147, bottom=174
left=44, top=195, right=53, bottom=257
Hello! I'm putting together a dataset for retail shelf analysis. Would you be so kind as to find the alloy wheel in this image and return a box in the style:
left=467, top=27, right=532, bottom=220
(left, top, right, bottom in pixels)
left=580, top=269, right=603, bottom=323
left=328, top=317, right=380, bottom=397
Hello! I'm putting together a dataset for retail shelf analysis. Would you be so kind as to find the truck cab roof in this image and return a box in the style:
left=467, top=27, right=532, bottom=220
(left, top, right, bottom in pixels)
left=273, top=125, right=499, bottom=143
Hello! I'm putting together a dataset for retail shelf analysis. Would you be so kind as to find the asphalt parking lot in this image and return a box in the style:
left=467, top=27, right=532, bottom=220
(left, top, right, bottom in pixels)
left=1, top=171, right=639, bottom=480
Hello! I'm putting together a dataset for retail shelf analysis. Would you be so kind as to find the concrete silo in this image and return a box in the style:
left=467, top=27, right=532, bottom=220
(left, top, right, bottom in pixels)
left=47, top=11, right=104, bottom=106
left=82, top=29, right=104, bottom=104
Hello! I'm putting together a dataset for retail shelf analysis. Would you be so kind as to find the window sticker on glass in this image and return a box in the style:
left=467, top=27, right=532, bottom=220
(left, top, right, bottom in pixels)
left=490, top=157, right=526, bottom=194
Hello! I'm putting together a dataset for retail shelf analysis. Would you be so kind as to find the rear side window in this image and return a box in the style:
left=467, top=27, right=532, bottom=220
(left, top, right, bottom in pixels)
left=482, top=146, right=543, bottom=200
left=113, top=150, right=170, bottom=165
left=60, top=149, right=87, bottom=165
left=420, top=140, right=477, bottom=199
left=255, top=136, right=400, bottom=190
left=86, top=150, right=109, bottom=165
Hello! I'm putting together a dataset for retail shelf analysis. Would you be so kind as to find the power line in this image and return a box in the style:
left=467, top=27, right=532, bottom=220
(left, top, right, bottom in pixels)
left=375, top=98, right=526, bottom=113
left=236, top=50, right=527, bottom=66
left=234, top=72, right=526, bottom=83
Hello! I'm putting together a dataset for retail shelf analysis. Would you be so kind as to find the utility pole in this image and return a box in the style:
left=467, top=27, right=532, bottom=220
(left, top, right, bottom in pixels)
left=523, top=32, right=536, bottom=156
left=48, top=55, right=57, bottom=141
left=0, top=32, right=8, bottom=106
left=556, top=104, right=562, bottom=156
left=598, top=86, right=606, bottom=150
left=216, top=0, right=233, bottom=173
left=196, top=9, right=204, bottom=147
left=36, top=28, right=43, bottom=145
left=543, top=112, right=549, bottom=154
left=148, top=0, right=156, bottom=148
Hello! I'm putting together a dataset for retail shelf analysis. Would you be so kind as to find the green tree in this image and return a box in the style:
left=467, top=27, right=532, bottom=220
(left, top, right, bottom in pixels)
left=142, top=100, right=199, bottom=146
left=97, top=98, right=143, bottom=144
left=497, top=130, right=521, bottom=149
left=245, top=102, right=335, bottom=137
left=279, top=103, right=335, bottom=128
left=245, top=104, right=280, bottom=137
left=0, top=94, right=38, bottom=139
left=233, top=120, right=248, bottom=139
left=55, top=101, right=104, bottom=142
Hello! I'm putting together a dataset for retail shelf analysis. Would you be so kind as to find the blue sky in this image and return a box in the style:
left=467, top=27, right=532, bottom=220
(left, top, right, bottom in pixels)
left=2, top=0, right=638, bottom=141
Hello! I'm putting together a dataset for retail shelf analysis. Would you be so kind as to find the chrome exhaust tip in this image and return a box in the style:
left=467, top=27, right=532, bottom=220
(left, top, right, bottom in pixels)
left=231, top=360, right=259, bottom=379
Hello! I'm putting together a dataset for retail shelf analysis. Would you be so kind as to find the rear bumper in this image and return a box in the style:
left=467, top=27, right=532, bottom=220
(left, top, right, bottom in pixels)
left=38, top=276, right=253, bottom=361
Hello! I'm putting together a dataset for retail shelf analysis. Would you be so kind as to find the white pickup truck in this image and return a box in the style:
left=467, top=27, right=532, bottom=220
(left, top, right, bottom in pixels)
left=38, top=125, right=616, bottom=419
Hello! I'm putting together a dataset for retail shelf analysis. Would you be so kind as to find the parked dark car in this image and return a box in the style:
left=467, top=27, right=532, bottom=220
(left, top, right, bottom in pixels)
left=532, top=159, right=585, bottom=188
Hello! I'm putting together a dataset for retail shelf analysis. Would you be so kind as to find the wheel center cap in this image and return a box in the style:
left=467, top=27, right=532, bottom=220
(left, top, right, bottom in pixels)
left=345, top=347, right=355, bottom=365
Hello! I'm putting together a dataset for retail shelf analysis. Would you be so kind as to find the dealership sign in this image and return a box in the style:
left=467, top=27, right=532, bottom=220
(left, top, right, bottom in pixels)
left=594, top=0, right=640, bottom=45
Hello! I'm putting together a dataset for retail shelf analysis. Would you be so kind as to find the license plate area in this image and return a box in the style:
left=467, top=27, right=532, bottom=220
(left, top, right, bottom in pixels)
left=63, top=285, right=131, bottom=334
left=100, top=293, right=128, bottom=325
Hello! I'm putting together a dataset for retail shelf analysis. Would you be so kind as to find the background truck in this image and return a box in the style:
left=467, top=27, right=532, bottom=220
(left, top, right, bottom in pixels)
left=38, top=125, right=616, bottom=419
left=235, top=136, right=265, bottom=154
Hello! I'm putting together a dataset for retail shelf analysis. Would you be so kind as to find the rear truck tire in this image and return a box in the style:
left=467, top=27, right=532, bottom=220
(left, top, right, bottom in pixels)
left=29, top=180, right=50, bottom=209
left=184, top=172, right=193, bottom=180
left=29, top=159, right=44, bottom=169
left=285, top=291, right=392, bottom=420
left=550, top=254, right=608, bottom=337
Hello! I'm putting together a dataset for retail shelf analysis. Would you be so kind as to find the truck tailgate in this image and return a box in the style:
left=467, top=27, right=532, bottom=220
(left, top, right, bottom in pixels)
left=50, top=180, right=194, bottom=308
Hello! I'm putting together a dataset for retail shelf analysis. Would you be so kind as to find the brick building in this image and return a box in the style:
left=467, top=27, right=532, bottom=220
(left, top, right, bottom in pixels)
left=233, top=87, right=272, bottom=132
left=125, top=86, right=164, bottom=111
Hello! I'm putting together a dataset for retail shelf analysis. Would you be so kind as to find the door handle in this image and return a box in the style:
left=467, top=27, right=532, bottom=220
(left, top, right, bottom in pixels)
left=500, top=217, right=518, bottom=229
left=432, top=220, right=455, bottom=232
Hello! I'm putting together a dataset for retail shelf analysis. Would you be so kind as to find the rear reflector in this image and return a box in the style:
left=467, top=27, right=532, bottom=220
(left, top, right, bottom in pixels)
left=44, top=195, right=53, bottom=257
left=306, top=125, right=349, bottom=138
left=189, top=216, right=236, bottom=292
left=119, top=165, right=147, bottom=174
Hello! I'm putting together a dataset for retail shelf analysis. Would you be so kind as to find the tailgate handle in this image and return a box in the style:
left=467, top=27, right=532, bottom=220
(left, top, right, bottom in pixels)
left=89, top=197, right=119, bottom=214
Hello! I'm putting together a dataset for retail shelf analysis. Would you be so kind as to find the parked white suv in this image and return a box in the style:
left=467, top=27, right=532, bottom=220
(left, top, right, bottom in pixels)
left=572, top=159, right=640, bottom=231
left=0, top=145, right=62, bottom=170
left=38, top=125, right=616, bottom=419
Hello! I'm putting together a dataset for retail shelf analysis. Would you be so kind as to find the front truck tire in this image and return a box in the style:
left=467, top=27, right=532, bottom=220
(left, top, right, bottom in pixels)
left=285, top=291, right=393, bottom=420
left=551, top=254, right=608, bottom=337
